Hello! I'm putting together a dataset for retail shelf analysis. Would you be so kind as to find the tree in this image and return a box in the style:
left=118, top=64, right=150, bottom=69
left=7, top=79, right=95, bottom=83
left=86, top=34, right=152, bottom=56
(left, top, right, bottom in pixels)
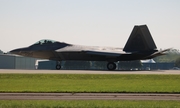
left=0, top=50, right=3, bottom=54
left=175, top=57, right=180, bottom=68
left=154, top=49, right=180, bottom=63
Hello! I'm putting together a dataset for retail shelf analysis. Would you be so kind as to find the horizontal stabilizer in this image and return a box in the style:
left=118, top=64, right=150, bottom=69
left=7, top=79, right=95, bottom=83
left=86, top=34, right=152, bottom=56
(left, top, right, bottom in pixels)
left=145, top=48, right=172, bottom=59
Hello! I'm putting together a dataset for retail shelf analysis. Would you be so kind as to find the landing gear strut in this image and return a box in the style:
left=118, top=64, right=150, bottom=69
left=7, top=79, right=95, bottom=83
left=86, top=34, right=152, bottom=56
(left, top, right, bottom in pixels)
left=56, top=61, right=61, bottom=70
left=107, top=62, right=116, bottom=70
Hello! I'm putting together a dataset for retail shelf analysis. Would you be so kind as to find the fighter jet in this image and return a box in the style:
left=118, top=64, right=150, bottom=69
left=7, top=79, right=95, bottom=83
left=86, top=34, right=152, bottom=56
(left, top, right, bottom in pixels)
left=10, top=25, right=170, bottom=70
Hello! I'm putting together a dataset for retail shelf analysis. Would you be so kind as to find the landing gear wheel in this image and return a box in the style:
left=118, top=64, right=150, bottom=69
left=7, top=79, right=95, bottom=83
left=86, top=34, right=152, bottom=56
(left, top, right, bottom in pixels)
left=56, top=65, right=61, bottom=70
left=107, top=62, right=116, bottom=70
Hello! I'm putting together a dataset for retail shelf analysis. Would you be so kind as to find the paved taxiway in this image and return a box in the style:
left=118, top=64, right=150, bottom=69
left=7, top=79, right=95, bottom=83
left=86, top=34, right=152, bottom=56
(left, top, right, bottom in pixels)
left=0, top=69, right=179, bottom=100
left=0, top=93, right=180, bottom=100
left=0, top=69, right=180, bottom=74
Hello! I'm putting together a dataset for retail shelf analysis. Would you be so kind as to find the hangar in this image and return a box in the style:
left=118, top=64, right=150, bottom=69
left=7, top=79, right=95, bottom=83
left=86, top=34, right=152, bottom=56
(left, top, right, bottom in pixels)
left=0, top=54, right=36, bottom=69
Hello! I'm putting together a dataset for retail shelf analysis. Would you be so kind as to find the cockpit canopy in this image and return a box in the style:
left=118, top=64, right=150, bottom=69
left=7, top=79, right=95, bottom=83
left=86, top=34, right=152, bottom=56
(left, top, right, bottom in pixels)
left=33, top=39, right=57, bottom=46
left=30, top=39, right=72, bottom=49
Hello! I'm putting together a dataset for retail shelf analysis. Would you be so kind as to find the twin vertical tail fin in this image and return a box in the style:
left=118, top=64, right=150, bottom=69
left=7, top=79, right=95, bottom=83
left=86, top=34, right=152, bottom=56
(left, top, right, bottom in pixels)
left=123, top=25, right=157, bottom=52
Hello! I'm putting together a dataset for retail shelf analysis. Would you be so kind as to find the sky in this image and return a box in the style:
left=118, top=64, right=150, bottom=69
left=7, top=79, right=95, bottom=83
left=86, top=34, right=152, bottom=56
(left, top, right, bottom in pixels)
left=0, top=0, right=180, bottom=52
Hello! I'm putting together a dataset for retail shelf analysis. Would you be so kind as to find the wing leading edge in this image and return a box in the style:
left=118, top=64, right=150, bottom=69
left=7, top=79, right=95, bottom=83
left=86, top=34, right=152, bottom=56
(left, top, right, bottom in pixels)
left=84, top=51, right=123, bottom=57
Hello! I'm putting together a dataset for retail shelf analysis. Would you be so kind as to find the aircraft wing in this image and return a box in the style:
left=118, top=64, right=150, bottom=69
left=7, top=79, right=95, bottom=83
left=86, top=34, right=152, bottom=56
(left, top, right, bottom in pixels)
left=55, top=45, right=128, bottom=57
left=83, top=50, right=123, bottom=57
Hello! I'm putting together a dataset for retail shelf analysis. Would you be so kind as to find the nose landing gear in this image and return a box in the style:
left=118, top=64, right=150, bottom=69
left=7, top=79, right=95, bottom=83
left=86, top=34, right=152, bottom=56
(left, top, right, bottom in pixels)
left=56, top=61, right=61, bottom=70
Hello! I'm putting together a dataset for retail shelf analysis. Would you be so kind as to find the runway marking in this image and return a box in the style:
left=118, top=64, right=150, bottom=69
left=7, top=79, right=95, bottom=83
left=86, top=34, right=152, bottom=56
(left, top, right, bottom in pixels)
left=0, top=93, right=180, bottom=100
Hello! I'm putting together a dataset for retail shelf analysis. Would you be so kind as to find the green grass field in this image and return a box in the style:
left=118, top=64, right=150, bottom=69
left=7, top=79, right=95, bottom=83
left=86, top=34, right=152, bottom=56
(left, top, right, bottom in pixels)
left=0, top=74, right=180, bottom=93
left=0, top=100, right=180, bottom=108
left=0, top=74, right=180, bottom=108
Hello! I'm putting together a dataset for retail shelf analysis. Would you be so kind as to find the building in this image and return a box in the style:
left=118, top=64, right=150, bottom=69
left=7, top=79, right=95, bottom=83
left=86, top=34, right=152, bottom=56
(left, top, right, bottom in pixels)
left=0, top=54, right=36, bottom=69
left=38, top=60, right=57, bottom=70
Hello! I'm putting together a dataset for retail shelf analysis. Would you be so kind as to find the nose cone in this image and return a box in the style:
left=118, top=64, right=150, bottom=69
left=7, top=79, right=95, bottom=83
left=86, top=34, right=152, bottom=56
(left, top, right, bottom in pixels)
left=10, top=47, right=29, bottom=55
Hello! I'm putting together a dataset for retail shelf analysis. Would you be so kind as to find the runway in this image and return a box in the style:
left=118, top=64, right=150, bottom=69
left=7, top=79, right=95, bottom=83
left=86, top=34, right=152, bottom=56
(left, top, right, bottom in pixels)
left=0, top=93, right=180, bottom=100
left=0, top=69, right=180, bottom=74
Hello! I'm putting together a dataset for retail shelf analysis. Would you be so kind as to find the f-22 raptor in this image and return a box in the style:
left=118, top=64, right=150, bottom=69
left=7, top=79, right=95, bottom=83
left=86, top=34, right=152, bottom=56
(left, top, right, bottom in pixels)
left=10, top=25, right=170, bottom=70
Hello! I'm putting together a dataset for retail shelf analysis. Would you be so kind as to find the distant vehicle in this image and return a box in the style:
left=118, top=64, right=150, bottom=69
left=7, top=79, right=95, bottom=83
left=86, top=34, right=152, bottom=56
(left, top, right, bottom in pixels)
left=10, top=25, right=170, bottom=70
left=171, top=67, right=180, bottom=70
left=146, top=67, right=151, bottom=71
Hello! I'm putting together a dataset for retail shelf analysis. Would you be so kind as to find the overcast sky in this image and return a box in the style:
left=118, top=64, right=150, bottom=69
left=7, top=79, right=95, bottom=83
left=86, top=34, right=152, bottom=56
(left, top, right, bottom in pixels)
left=0, top=0, right=180, bottom=52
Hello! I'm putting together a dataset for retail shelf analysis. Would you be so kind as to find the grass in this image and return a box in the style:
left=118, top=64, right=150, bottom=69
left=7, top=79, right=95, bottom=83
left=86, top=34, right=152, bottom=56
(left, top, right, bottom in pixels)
left=0, top=74, right=180, bottom=108
left=0, top=74, right=180, bottom=93
left=0, top=100, right=180, bottom=108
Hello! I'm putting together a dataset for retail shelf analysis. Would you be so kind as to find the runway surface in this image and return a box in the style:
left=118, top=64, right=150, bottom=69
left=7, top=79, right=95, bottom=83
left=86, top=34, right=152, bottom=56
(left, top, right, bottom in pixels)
left=0, top=69, right=180, bottom=74
left=0, top=93, right=180, bottom=100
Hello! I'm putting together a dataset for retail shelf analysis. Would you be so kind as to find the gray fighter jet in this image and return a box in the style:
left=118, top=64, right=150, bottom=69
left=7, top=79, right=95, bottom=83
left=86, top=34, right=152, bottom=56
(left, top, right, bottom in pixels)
left=10, top=25, right=170, bottom=70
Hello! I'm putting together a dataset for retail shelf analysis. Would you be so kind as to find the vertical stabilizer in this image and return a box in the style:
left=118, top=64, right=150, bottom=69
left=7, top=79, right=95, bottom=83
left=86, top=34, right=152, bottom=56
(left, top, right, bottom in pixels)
left=123, top=25, right=157, bottom=52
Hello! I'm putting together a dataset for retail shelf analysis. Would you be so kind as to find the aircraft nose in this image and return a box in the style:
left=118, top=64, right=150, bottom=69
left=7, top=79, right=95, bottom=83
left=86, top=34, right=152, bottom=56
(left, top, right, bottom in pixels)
left=10, top=47, right=28, bottom=55
left=10, top=48, right=22, bottom=55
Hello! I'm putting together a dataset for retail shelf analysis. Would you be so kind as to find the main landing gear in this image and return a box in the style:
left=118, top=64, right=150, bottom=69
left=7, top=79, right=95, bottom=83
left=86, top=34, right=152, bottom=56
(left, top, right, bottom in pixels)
left=107, top=62, right=116, bottom=70
left=56, top=61, right=61, bottom=70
